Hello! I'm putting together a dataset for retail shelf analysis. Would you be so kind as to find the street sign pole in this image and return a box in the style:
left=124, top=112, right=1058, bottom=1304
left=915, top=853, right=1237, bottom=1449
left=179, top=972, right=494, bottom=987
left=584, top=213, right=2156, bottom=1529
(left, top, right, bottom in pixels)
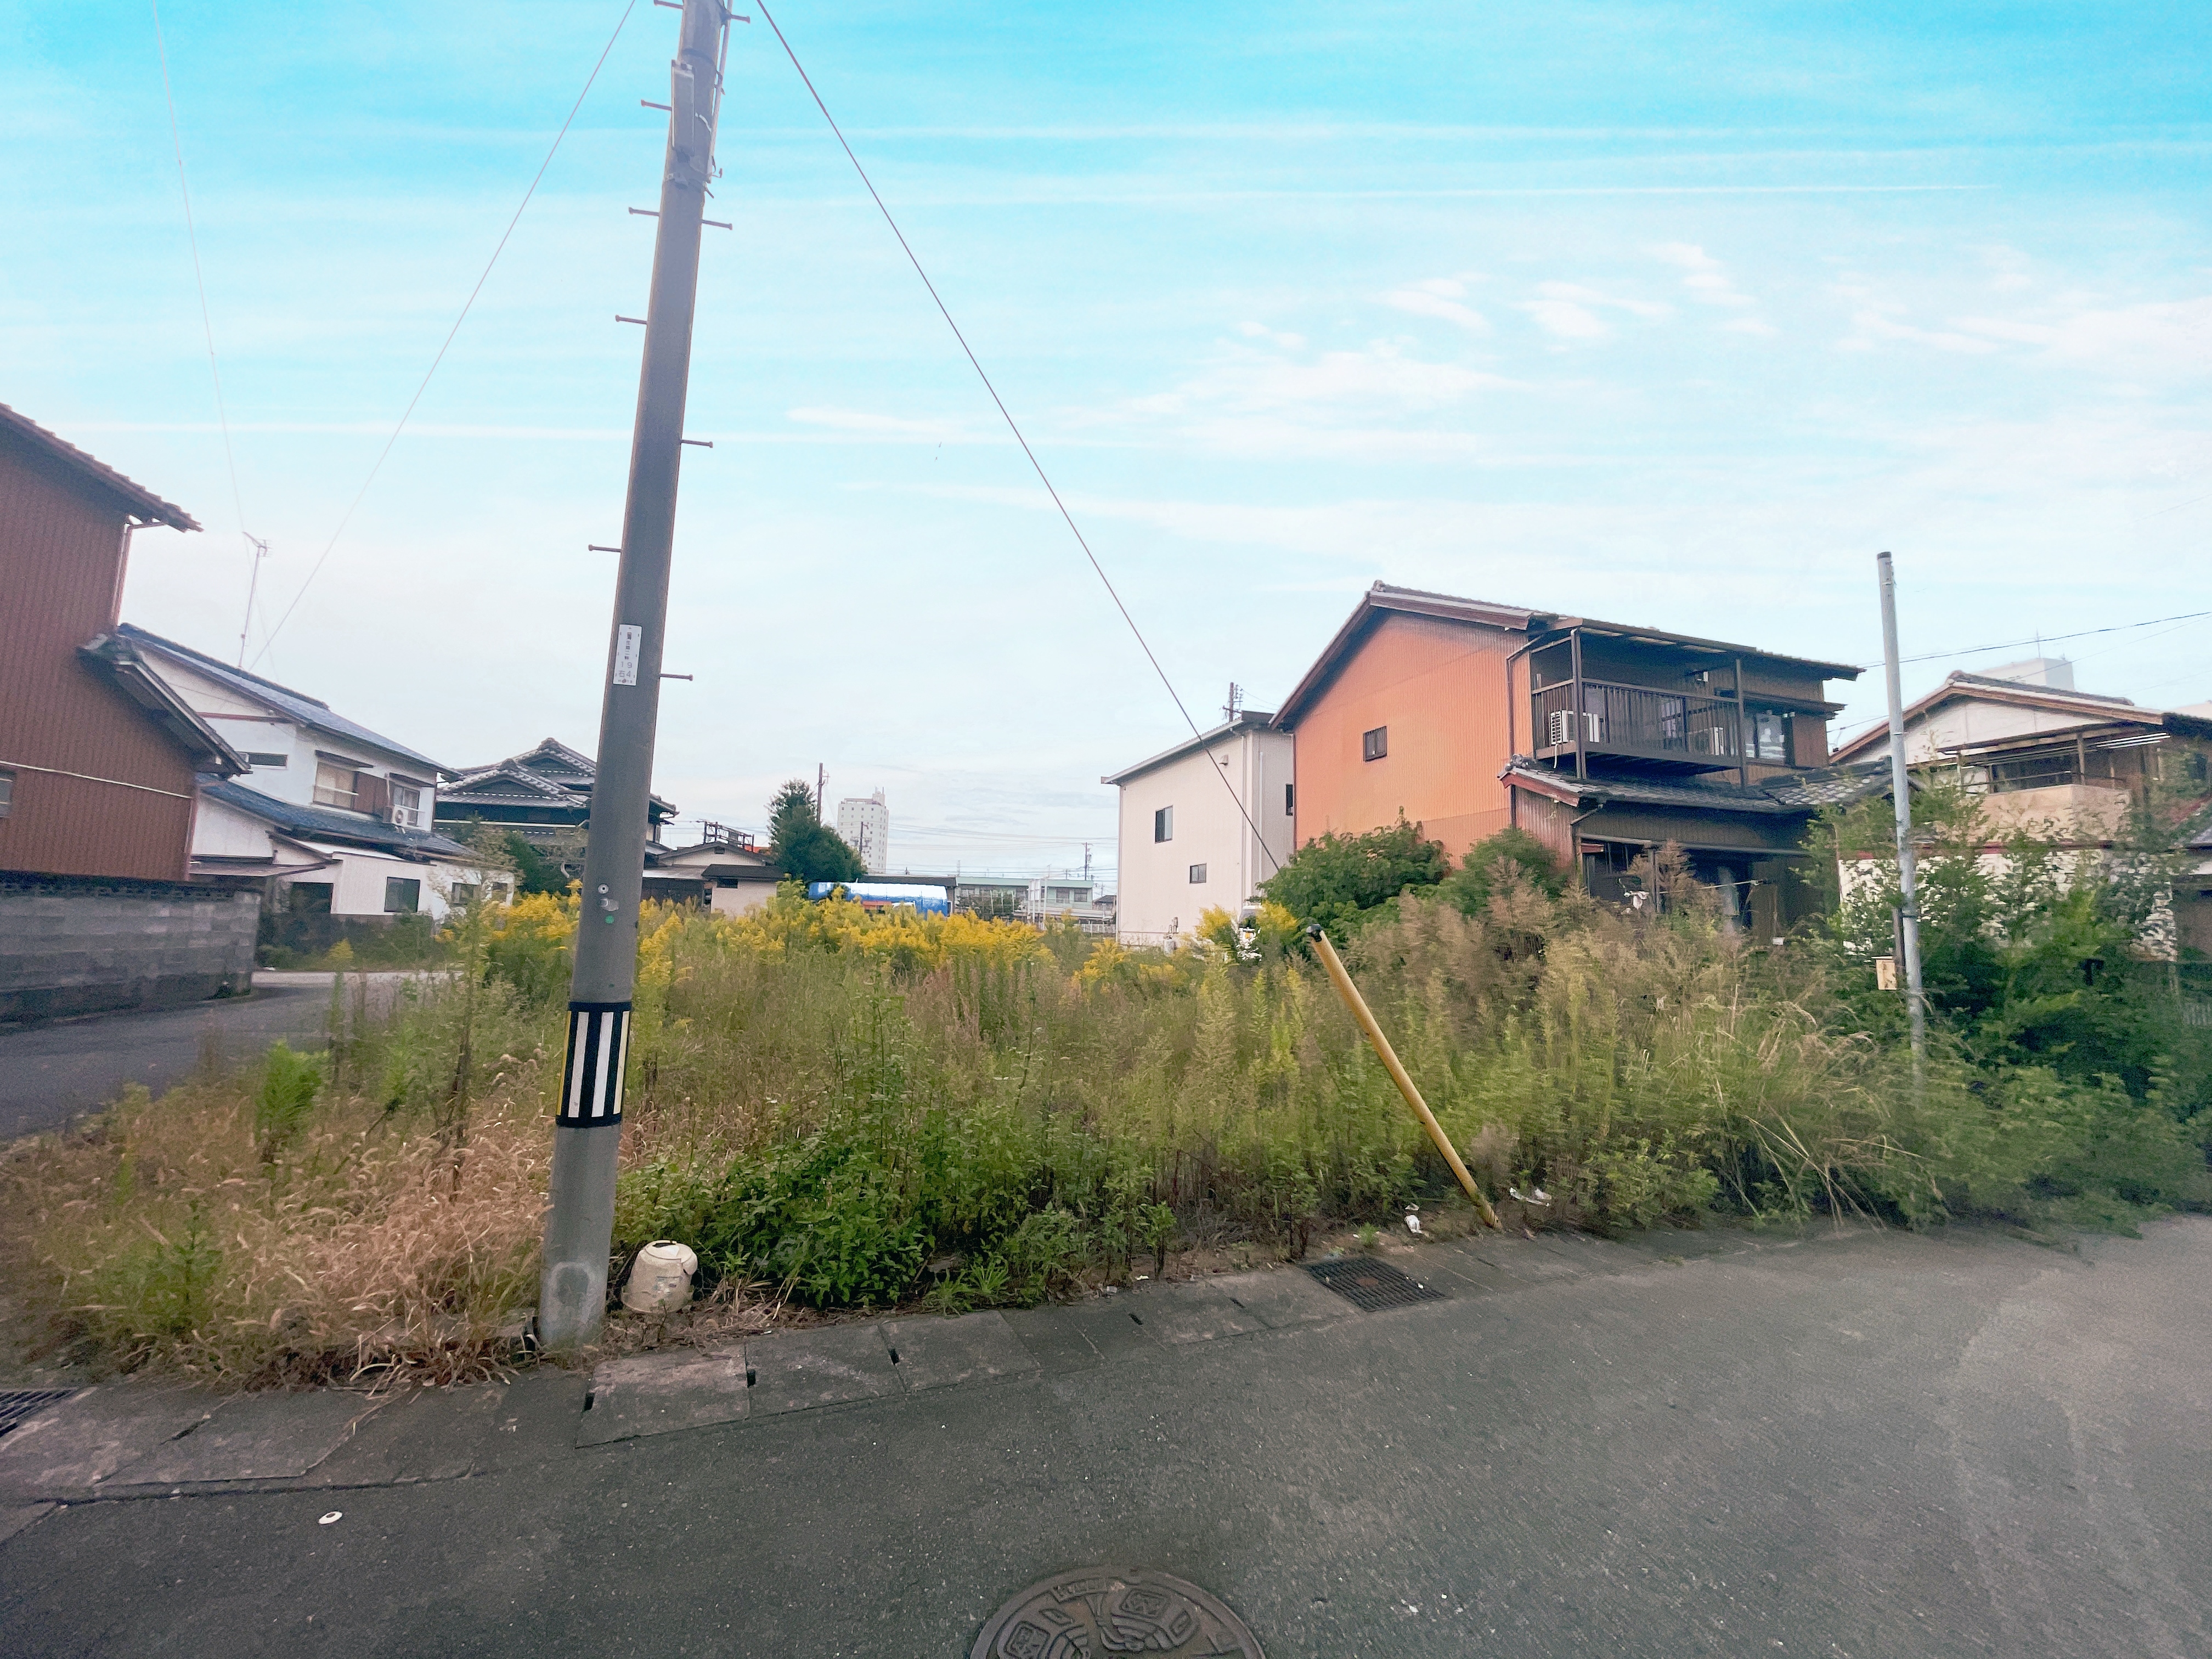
left=539, top=0, right=729, bottom=1350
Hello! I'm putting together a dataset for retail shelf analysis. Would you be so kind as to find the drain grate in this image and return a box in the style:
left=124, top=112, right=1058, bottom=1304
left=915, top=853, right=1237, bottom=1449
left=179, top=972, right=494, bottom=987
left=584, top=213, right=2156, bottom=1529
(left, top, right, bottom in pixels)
left=1304, top=1257, right=1443, bottom=1312
left=0, top=1390, right=77, bottom=1437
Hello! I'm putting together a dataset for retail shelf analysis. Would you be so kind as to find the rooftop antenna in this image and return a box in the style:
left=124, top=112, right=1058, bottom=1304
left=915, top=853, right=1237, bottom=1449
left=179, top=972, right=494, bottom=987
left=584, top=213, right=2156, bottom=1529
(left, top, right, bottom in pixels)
left=1223, top=681, right=1243, bottom=721
left=236, top=534, right=270, bottom=667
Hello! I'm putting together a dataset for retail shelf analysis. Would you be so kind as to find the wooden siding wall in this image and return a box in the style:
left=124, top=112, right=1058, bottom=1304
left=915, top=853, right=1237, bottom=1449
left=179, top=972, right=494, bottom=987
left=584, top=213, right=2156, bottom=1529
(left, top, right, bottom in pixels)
left=0, top=436, right=196, bottom=881
left=1290, top=612, right=1515, bottom=860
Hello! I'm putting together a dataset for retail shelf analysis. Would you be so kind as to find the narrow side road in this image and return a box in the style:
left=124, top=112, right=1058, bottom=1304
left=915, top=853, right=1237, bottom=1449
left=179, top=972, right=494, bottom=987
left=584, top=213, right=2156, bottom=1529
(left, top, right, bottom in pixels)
left=2, top=1219, right=2206, bottom=1657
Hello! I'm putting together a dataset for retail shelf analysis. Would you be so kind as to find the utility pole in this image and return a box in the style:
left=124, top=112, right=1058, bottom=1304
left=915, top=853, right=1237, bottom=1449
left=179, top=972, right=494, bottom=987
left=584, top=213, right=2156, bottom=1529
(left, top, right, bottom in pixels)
left=539, top=0, right=730, bottom=1351
left=1876, top=551, right=1928, bottom=1073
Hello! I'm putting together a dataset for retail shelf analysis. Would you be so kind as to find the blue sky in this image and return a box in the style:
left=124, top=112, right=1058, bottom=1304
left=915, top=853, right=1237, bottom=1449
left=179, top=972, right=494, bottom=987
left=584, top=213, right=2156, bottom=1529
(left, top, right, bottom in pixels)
left=7, top=1, right=2209, bottom=881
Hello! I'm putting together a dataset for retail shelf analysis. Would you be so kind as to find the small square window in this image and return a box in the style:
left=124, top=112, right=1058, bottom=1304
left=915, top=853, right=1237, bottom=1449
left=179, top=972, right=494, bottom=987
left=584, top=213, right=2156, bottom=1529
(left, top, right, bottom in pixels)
left=383, top=877, right=421, bottom=913
left=1153, top=805, right=1173, bottom=843
left=0, top=768, right=13, bottom=819
left=1188, top=863, right=1207, bottom=884
left=1362, top=726, right=1387, bottom=762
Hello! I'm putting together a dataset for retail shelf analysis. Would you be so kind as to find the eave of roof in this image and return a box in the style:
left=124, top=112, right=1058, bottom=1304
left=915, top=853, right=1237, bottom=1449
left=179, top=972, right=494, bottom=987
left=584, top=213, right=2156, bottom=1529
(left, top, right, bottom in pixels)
left=1830, top=672, right=2174, bottom=763
left=1275, top=582, right=1859, bottom=729
left=120, top=624, right=449, bottom=775
left=1102, top=710, right=1279, bottom=786
left=78, top=634, right=247, bottom=776
left=199, top=776, right=475, bottom=859
left=1499, top=758, right=1894, bottom=816
left=0, top=403, right=200, bottom=530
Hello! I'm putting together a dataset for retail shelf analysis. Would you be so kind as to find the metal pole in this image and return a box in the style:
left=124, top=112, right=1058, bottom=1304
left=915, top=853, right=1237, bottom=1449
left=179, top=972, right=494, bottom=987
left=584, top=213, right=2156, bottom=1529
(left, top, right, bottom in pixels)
left=539, top=0, right=729, bottom=1351
left=1876, top=552, right=1928, bottom=1070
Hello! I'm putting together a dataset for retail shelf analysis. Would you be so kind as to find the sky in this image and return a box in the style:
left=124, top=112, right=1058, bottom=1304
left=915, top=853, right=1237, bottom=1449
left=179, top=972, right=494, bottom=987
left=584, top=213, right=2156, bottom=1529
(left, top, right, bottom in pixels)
left=6, top=1, right=2209, bottom=885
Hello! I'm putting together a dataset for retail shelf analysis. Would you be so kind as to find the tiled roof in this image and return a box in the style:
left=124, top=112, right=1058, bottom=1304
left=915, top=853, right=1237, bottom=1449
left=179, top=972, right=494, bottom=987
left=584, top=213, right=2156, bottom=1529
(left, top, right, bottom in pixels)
left=121, top=625, right=448, bottom=774
left=1502, top=759, right=1893, bottom=815
left=200, top=776, right=473, bottom=859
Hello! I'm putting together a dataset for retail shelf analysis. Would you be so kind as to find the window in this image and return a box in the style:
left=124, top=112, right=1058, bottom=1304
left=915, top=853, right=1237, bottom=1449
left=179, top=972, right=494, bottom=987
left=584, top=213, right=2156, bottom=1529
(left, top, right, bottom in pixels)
left=383, top=877, right=421, bottom=913
left=1749, top=710, right=1790, bottom=763
left=390, top=781, right=422, bottom=829
left=245, top=752, right=287, bottom=770
left=450, top=882, right=479, bottom=911
left=286, top=882, right=333, bottom=914
left=1188, top=863, right=1208, bottom=884
left=313, top=760, right=360, bottom=810
left=1284, top=783, right=1295, bottom=816
left=0, top=768, right=12, bottom=819
left=1362, top=726, right=1388, bottom=761
left=1153, top=805, right=1173, bottom=843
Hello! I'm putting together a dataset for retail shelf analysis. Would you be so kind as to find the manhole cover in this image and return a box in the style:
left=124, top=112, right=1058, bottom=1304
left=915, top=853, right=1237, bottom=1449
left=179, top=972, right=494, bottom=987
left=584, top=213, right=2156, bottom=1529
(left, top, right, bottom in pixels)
left=1304, top=1256, right=1443, bottom=1311
left=972, top=1567, right=1263, bottom=1658
left=0, top=1390, right=77, bottom=1437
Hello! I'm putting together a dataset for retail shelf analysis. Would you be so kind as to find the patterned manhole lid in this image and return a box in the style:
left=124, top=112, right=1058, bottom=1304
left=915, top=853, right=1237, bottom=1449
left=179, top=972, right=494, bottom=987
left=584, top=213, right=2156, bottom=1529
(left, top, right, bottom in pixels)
left=972, top=1567, right=1263, bottom=1658
left=1304, top=1256, right=1443, bottom=1311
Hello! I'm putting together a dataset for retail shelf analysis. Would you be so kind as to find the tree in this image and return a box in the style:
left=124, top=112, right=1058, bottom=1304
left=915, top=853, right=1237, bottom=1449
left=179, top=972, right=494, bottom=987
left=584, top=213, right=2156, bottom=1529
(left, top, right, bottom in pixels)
left=1440, top=827, right=1565, bottom=916
left=1259, top=815, right=1449, bottom=939
left=767, top=776, right=866, bottom=886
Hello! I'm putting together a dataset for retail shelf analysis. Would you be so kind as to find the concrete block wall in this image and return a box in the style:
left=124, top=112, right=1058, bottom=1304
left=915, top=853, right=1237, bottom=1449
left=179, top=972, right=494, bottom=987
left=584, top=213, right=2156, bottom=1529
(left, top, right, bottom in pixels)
left=0, top=873, right=261, bottom=1024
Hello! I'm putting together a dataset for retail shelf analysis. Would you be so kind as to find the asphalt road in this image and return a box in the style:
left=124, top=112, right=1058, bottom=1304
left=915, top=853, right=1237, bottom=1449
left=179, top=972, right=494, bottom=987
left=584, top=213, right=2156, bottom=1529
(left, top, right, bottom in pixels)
left=3, top=1218, right=2207, bottom=1657
left=0, top=983, right=330, bottom=1140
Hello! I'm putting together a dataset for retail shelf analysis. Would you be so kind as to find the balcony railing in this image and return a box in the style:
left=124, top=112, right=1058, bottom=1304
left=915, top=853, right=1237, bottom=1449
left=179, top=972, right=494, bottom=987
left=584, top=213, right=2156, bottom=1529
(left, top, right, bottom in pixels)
left=1532, top=677, right=1741, bottom=768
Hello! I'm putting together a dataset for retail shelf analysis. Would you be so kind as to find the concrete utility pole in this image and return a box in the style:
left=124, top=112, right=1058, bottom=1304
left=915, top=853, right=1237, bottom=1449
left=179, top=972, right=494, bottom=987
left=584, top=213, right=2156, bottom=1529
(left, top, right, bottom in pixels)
left=539, top=0, right=730, bottom=1351
left=1876, top=552, right=1928, bottom=1070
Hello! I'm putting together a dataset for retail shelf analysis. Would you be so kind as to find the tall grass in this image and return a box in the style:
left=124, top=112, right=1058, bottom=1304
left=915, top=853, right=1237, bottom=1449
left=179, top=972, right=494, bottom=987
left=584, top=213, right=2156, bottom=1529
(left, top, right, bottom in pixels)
left=5, top=872, right=2204, bottom=1384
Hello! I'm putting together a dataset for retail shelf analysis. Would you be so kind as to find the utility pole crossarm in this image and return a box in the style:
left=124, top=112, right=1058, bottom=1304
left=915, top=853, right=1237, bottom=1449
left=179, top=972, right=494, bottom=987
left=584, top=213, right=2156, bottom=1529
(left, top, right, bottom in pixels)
left=539, top=0, right=731, bottom=1351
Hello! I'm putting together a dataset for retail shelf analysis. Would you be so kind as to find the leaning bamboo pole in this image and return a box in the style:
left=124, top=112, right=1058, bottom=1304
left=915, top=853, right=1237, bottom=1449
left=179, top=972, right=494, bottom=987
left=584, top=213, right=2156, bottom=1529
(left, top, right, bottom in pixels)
left=1307, top=924, right=1500, bottom=1230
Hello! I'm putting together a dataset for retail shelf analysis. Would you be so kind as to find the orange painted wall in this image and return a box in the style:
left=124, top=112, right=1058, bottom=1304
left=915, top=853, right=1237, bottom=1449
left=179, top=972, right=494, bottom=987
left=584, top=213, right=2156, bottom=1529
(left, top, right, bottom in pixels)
left=1290, top=612, right=1517, bottom=861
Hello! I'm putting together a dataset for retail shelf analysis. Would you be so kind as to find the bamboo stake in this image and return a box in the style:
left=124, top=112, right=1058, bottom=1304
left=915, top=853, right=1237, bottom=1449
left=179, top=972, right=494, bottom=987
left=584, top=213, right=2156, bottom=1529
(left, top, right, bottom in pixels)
left=1307, top=925, right=1500, bottom=1229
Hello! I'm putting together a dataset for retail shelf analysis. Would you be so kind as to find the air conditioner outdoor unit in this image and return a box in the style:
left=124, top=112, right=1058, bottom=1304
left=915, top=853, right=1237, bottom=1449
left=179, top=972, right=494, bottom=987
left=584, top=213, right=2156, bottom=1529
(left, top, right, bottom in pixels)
left=391, top=805, right=415, bottom=829
left=1548, top=709, right=1602, bottom=746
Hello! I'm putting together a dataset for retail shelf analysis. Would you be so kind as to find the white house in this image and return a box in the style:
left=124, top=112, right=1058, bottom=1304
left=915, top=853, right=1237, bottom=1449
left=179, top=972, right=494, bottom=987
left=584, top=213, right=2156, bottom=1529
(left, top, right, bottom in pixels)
left=1104, top=708, right=1295, bottom=946
left=1831, top=658, right=2212, bottom=958
left=118, top=625, right=498, bottom=922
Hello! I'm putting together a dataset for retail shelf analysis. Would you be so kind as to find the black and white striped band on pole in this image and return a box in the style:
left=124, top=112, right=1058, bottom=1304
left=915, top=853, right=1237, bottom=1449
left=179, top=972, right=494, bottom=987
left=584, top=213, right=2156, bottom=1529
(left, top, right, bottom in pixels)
left=557, top=1001, right=632, bottom=1126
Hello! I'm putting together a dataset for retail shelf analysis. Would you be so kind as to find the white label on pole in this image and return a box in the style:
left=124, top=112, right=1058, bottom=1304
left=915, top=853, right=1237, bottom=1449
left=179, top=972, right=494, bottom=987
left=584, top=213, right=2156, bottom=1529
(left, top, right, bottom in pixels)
left=612, top=624, right=642, bottom=686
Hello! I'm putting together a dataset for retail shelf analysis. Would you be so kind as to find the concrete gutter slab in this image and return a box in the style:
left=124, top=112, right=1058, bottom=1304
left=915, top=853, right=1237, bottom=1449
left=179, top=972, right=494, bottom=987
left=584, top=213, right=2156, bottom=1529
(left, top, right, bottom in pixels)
left=743, top=1325, right=899, bottom=1415
left=103, top=1390, right=375, bottom=1487
left=1006, top=1299, right=1161, bottom=1372
left=578, top=1351, right=749, bottom=1446
left=0, top=1386, right=215, bottom=1499
left=881, top=1312, right=1039, bottom=1392
left=1212, top=1266, right=1348, bottom=1329
left=1128, top=1281, right=1268, bottom=1345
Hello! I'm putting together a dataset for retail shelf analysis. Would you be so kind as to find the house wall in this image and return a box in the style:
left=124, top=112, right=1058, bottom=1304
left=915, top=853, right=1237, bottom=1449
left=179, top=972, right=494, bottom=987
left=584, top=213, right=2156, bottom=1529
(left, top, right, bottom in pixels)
left=0, top=872, right=258, bottom=1022
left=1290, top=612, right=1514, bottom=859
left=710, top=882, right=778, bottom=918
left=281, top=845, right=466, bottom=920
left=0, top=438, right=197, bottom=881
left=1114, top=729, right=1294, bottom=944
left=1845, top=698, right=2124, bottom=768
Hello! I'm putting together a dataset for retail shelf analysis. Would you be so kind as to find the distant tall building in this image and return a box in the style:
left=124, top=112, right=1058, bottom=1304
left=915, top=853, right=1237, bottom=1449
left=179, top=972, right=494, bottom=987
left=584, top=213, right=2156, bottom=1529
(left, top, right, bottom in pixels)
left=837, top=788, right=889, bottom=874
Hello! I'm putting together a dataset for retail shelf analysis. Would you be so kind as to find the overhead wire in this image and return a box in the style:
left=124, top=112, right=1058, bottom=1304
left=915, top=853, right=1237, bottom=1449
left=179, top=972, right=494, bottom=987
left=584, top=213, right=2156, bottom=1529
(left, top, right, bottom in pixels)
left=252, top=0, right=641, bottom=665
left=1871, top=608, right=2211, bottom=670
left=150, top=2, right=252, bottom=590
left=754, top=1, right=1285, bottom=877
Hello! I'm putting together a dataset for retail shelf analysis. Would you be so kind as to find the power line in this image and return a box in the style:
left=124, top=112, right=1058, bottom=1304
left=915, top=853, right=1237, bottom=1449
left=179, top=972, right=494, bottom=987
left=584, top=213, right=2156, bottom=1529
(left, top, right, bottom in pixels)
left=754, top=2, right=1284, bottom=877
left=150, top=1, right=253, bottom=600
left=253, top=0, right=640, bottom=664
left=1873, top=608, right=2211, bottom=670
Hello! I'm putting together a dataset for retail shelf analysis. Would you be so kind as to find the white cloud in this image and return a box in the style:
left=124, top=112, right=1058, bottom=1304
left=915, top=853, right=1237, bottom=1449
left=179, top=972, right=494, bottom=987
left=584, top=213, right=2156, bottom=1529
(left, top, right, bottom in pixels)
left=1840, top=309, right=2000, bottom=356
left=1384, top=277, right=1491, bottom=334
left=1650, top=242, right=1757, bottom=308
left=1516, top=280, right=1670, bottom=341
left=1954, top=296, right=2212, bottom=373
left=1237, top=320, right=1309, bottom=349
left=786, top=406, right=975, bottom=440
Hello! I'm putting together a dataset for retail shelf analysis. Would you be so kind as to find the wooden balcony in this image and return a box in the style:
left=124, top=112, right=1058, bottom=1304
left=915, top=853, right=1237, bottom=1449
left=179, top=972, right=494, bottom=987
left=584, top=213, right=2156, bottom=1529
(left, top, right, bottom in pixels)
left=1532, top=677, right=1743, bottom=772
